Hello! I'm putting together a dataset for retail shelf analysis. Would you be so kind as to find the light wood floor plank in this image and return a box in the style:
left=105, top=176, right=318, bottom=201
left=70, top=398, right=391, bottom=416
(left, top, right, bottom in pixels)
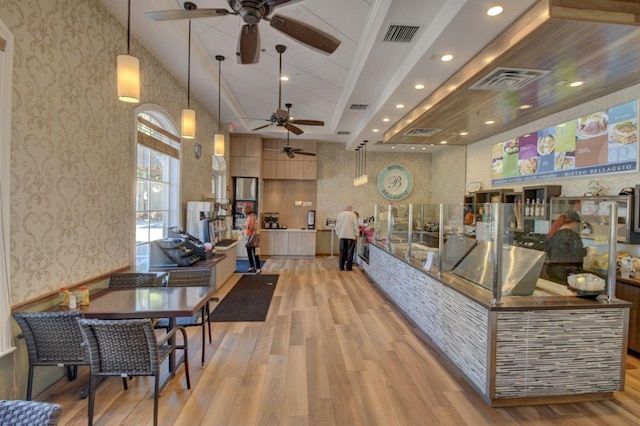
left=34, top=257, right=640, bottom=425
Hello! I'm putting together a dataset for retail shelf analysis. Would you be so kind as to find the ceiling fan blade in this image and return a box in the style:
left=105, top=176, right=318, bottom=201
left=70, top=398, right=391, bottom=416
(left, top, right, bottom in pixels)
left=275, top=109, right=289, bottom=120
left=269, top=0, right=304, bottom=8
left=284, top=123, right=304, bottom=135
left=290, top=119, right=324, bottom=126
left=252, top=124, right=271, bottom=131
left=269, top=14, right=341, bottom=55
left=295, top=151, right=316, bottom=156
left=146, top=8, right=231, bottom=21
left=286, top=151, right=295, bottom=158
left=238, top=24, right=260, bottom=64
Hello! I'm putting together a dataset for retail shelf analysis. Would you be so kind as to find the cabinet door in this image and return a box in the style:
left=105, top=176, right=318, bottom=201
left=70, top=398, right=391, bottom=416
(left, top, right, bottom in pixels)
left=244, top=136, right=262, bottom=157
left=273, top=232, right=288, bottom=255
left=262, top=160, right=280, bottom=179
left=230, top=156, right=260, bottom=177
left=301, top=232, right=316, bottom=255
left=259, top=232, right=272, bottom=256
left=616, top=281, right=640, bottom=354
left=301, top=160, right=317, bottom=180
left=230, top=135, right=246, bottom=157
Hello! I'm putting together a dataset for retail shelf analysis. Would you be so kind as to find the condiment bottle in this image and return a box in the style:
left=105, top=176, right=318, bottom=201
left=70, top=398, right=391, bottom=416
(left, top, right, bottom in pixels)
left=79, top=286, right=90, bottom=306
left=59, top=287, right=70, bottom=306
left=68, top=293, right=77, bottom=309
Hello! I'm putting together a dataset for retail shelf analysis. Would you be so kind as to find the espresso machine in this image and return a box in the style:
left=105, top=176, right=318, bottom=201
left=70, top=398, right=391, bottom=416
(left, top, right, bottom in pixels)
left=264, top=212, right=280, bottom=229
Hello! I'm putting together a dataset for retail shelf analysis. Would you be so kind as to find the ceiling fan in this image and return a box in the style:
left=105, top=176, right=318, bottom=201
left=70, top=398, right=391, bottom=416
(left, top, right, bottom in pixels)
left=252, top=44, right=324, bottom=135
left=146, top=1, right=341, bottom=64
left=265, top=104, right=317, bottom=158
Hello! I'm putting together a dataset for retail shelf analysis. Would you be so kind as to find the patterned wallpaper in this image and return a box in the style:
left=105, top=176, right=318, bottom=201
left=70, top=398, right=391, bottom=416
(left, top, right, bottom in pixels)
left=1, top=0, right=218, bottom=304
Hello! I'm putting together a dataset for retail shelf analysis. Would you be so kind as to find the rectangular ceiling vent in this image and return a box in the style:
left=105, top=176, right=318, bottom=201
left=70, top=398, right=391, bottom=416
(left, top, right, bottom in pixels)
left=383, top=25, right=420, bottom=43
left=403, top=128, right=441, bottom=137
left=336, top=131, right=351, bottom=135
left=374, top=140, right=384, bottom=145
left=349, top=104, right=368, bottom=111
left=470, top=67, right=549, bottom=92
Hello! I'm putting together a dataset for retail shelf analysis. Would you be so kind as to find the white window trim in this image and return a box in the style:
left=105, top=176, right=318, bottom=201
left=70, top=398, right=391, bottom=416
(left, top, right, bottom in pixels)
left=131, top=104, right=181, bottom=270
left=0, top=19, right=16, bottom=357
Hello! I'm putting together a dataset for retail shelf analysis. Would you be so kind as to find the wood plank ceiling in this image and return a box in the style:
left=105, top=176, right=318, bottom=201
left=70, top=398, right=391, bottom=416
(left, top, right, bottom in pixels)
left=384, top=0, right=640, bottom=147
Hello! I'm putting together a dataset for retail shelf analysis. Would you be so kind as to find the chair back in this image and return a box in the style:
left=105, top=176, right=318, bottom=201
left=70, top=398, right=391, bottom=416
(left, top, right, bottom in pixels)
left=77, top=318, right=160, bottom=376
left=166, top=269, right=211, bottom=288
left=0, top=400, right=63, bottom=425
left=12, top=311, right=87, bottom=365
left=109, top=273, right=161, bottom=289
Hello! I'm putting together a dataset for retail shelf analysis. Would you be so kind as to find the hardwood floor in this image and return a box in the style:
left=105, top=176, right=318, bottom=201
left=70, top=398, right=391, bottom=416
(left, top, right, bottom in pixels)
left=39, top=257, right=640, bottom=425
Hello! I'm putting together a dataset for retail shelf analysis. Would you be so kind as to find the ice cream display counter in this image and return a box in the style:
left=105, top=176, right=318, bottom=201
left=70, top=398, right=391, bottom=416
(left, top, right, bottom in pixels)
left=361, top=203, right=631, bottom=407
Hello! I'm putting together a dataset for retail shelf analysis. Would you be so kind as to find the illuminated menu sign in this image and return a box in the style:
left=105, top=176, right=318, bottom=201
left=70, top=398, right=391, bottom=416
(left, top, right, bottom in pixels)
left=491, top=100, right=638, bottom=184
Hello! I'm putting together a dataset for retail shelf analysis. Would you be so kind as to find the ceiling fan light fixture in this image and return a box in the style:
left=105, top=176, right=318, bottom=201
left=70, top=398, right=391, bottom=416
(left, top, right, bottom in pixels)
left=117, top=0, right=139, bottom=103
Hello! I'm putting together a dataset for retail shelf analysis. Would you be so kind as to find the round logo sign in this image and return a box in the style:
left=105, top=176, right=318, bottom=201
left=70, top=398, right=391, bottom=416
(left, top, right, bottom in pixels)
left=377, top=164, right=414, bottom=201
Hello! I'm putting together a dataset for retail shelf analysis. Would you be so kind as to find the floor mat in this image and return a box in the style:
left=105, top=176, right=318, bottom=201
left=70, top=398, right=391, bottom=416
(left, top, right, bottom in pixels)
left=209, top=274, right=278, bottom=322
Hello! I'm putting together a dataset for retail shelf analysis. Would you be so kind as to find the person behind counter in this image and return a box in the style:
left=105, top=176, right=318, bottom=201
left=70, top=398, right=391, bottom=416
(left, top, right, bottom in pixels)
left=335, top=205, right=359, bottom=271
left=242, top=204, right=261, bottom=274
left=544, top=209, right=587, bottom=283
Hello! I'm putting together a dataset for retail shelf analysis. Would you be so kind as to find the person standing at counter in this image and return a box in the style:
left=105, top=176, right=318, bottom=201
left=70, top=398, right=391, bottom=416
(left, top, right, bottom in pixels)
left=544, top=209, right=587, bottom=283
left=243, top=204, right=261, bottom=274
left=336, top=205, right=359, bottom=271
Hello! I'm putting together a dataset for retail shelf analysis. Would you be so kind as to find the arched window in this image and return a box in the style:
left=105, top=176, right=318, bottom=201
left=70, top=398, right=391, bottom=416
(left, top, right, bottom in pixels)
left=134, top=107, right=180, bottom=271
left=211, top=154, right=227, bottom=200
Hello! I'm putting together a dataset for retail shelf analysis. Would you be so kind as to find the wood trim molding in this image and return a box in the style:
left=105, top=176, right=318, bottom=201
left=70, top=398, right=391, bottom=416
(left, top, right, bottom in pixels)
left=0, top=36, right=5, bottom=52
left=10, top=266, right=130, bottom=311
left=550, top=0, right=640, bottom=25
left=138, top=131, right=180, bottom=158
left=138, top=116, right=181, bottom=143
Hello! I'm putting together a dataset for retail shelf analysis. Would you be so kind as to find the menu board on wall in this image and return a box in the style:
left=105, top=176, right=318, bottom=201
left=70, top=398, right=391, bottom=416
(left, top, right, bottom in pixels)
left=491, top=100, right=638, bottom=184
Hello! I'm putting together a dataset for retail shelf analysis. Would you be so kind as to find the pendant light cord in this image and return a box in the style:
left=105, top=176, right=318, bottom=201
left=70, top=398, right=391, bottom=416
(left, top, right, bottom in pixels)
left=218, top=58, right=221, bottom=132
left=126, top=0, right=132, bottom=55
left=187, top=20, right=191, bottom=109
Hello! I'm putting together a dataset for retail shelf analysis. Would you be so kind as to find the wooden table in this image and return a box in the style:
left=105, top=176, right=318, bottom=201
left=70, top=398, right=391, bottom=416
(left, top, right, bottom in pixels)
left=80, top=286, right=214, bottom=380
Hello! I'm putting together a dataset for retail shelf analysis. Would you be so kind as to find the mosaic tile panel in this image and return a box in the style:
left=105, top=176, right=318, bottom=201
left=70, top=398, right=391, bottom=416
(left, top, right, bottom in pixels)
left=364, top=245, right=489, bottom=393
left=494, top=309, right=625, bottom=398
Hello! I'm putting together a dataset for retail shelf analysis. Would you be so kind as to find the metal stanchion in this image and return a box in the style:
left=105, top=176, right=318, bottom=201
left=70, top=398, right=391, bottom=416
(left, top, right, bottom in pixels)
left=329, top=226, right=336, bottom=258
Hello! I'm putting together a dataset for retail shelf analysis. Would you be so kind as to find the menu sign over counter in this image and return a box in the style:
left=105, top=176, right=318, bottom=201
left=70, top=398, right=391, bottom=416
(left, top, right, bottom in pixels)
left=491, top=100, right=638, bottom=184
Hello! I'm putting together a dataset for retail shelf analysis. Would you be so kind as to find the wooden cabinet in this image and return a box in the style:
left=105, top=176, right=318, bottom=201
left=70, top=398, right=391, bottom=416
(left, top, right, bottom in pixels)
left=230, top=134, right=261, bottom=177
left=261, top=139, right=317, bottom=180
left=616, top=279, right=640, bottom=356
left=259, top=230, right=315, bottom=257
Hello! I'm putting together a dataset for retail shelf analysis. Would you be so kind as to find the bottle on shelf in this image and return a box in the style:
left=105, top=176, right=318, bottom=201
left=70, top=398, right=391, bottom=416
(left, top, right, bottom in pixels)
left=58, top=287, right=70, bottom=307
left=525, top=199, right=531, bottom=216
left=79, top=286, right=90, bottom=306
left=534, top=198, right=541, bottom=217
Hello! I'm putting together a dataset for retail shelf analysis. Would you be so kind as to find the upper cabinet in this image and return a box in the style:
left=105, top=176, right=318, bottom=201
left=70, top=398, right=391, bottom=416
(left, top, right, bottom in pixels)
left=230, top=134, right=262, bottom=177
left=262, top=139, right=317, bottom=180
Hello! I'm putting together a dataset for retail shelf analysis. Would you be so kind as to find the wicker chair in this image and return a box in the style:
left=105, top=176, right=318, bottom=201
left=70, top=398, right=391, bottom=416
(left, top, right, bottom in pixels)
left=12, top=311, right=88, bottom=400
left=0, top=400, right=63, bottom=426
left=77, top=318, right=190, bottom=426
left=155, top=268, right=215, bottom=366
left=108, top=272, right=162, bottom=288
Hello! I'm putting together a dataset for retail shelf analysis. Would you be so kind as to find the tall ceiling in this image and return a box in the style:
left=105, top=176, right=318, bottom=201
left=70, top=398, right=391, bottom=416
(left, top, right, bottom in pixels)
left=101, top=0, right=540, bottom=152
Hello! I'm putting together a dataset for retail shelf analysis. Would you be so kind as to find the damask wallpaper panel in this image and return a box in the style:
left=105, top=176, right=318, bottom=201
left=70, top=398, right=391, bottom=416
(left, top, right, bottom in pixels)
left=1, top=0, right=218, bottom=304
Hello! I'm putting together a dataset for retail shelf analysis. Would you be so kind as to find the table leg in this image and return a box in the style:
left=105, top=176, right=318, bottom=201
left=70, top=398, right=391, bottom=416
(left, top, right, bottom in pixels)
left=168, top=318, right=176, bottom=377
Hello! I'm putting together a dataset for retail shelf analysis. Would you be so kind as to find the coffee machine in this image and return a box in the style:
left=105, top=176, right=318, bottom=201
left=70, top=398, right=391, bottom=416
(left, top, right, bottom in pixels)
left=264, top=212, right=279, bottom=229
left=307, top=210, right=316, bottom=229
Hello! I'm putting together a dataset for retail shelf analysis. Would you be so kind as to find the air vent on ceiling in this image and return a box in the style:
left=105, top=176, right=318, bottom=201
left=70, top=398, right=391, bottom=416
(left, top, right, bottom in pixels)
left=383, top=25, right=420, bottom=43
left=336, top=131, right=351, bottom=135
left=470, top=67, right=549, bottom=92
left=374, top=140, right=384, bottom=145
left=403, top=128, right=441, bottom=137
left=349, top=104, right=368, bottom=111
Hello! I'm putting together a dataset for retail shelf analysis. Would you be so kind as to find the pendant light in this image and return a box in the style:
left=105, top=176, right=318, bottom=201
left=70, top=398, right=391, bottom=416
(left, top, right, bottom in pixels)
left=117, top=0, right=140, bottom=103
left=360, top=140, right=369, bottom=185
left=353, top=147, right=360, bottom=186
left=181, top=19, right=196, bottom=139
left=214, top=55, right=225, bottom=156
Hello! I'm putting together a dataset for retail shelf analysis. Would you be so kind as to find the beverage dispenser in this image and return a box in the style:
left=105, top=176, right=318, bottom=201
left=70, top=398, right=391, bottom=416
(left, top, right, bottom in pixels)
left=307, top=210, right=316, bottom=229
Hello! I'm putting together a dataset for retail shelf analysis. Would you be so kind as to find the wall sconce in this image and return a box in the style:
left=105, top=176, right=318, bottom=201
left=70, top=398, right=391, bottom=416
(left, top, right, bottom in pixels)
left=181, top=19, right=196, bottom=139
left=214, top=55, right=225, bottom=156
left=117, top=0, right=140, bottom=103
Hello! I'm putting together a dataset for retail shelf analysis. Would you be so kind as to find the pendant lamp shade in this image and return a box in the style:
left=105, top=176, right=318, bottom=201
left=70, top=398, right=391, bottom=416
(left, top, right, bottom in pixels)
left=181, top=19, right=196, bottom=139
left=214, top=55, right=225, bottom=156
left=117, top=0, right=139, bottom=103
left=181, top=108, right=196, bottom=139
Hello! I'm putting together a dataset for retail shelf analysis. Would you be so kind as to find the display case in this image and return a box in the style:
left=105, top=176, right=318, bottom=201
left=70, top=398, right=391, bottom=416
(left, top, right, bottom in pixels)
left=550, top=195, right=639, bottom=244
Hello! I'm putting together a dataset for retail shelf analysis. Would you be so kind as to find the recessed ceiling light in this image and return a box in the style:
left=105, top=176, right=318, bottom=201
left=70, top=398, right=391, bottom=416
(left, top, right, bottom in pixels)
left=391, top=146, right=396, bottom=149
left=487, top=6, right=503, bottom=16
left=422, top=147, right=427, bottom=150
left=440, top=54, right=453, bottom=62
left=396, top=104, right=405, bottom=109
left=430, top=144, right=434, bottom=146
left=569, top=81, right=583, bottom=87
left=411, top=146, right=415, bottom=150
left=557, top=124, right=566, bottom=127
left=372, top=129, right=379, bottom=132
left=414, top=84, right=425, bottom=90
left=518, top=104, right=532, bottom=110
left=485, top=120, right=495, bottom=125
left=459, top=131, right=468, bottom=136
left=280, top=76, right=289, bottom=81
left=440, top=141, right=447, bottom=144
left=382, top=118, right=390, bottom=122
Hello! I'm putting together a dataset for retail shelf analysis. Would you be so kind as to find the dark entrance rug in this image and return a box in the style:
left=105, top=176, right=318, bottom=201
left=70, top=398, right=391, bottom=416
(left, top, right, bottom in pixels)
left=235, top=259, right=266, bottom=273
left=209, top=274, right=279, bottom=322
